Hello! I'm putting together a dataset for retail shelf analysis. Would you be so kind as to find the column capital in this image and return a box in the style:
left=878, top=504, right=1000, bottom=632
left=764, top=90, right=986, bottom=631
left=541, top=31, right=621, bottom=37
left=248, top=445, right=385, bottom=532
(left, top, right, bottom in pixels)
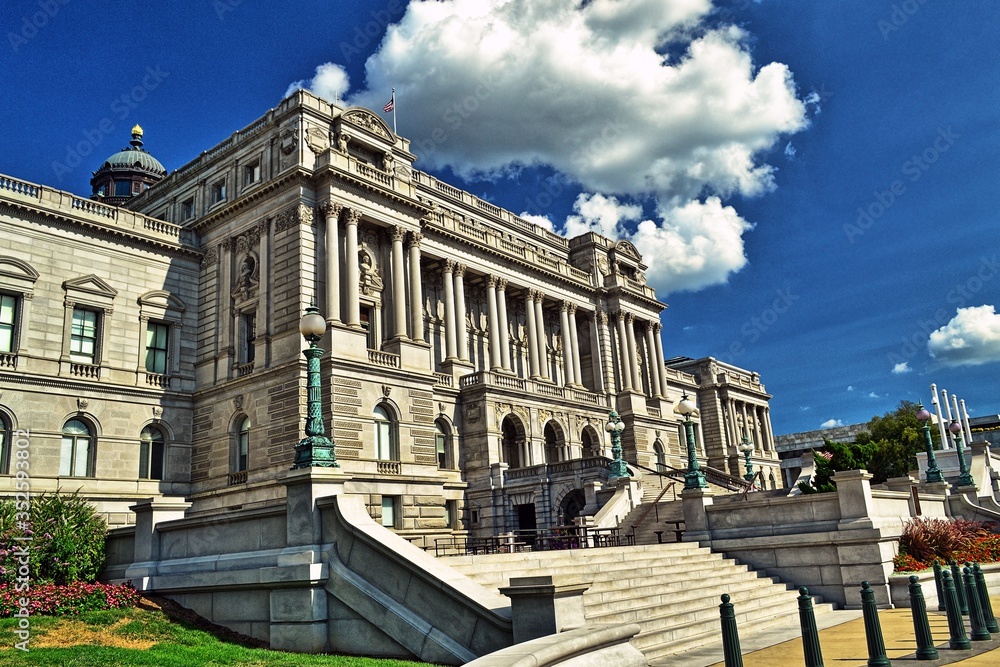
left=560, top=300, right=571, bottom=312
left=487, top=275, right=498, bottom=288
left=444, top=259, right=456, bottom=273
left=596, top=310, right=608, bottom=325
left=345, top=209, right=361, bottom=226
left=645, top=319, right=656, bottom=333
left=320, top=201, right=343, bottom=218
left=496, top=277, right=508, bottom=291
left=567, top=302, right=578, bottom=314
left=391, top=225, right=406, bottom=242
left=624, top=311, right=635, bottom=324
left=408, top=230, right=423, bottom=247
left=653, top=321, right=662, bottom=334
left=454, top=263, right=467, bottom=277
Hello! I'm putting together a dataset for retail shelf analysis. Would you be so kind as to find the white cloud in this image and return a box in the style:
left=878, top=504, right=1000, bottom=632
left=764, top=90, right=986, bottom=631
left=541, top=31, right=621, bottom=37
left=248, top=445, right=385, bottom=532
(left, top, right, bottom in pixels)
left=290, top=0, right=809, bottom=295
left=891, top=362, right=911, bottom=374
left=820, top=419, right=843, bottom=429
left=516, top=212, right=555, bottom=232
left=847, top=385, right=854, bottom=392
left=867, top=391, right=879, bottom=399
left=928, top=305, right=1000, bottom=367
left=285, top=63, right=350, bottom=102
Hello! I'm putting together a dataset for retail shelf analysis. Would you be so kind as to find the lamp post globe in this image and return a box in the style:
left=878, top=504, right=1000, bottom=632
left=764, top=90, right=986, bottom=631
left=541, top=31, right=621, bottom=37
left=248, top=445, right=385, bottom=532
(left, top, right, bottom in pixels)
left=606, top=410, right=629, bottom=479
left=675, top=393, right=707, bottom=490
left=292, top=305, right=339, bottom=469
left=951, top=419, right=973, bottom=487
left=915, top=403, right=944, bottom=483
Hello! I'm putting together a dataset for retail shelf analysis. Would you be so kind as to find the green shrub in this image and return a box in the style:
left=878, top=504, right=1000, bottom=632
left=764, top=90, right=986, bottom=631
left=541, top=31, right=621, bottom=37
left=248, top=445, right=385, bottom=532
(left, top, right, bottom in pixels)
left=898, top=517, right=992, bottom=564
left=0, top=491, right=107, bottom=585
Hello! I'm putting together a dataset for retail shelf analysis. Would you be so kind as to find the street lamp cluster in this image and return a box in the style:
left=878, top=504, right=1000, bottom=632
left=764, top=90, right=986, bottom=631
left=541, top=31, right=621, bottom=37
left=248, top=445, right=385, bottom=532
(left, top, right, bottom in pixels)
left=916, top=385, right=975, bottom=488
left=675, top=393, right=707, bottom=490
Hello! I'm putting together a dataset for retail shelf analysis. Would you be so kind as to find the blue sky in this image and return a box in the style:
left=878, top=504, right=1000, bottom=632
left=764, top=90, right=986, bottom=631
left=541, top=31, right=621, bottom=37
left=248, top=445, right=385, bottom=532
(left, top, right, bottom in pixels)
left=1, top=1, right=997, bottom=434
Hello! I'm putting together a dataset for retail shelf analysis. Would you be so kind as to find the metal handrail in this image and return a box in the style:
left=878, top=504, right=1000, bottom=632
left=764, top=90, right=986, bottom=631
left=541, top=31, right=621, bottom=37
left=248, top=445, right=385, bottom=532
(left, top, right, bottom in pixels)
left=631, top=460, right=751, bottom=492
left=628, top=481, right=676, bottom=535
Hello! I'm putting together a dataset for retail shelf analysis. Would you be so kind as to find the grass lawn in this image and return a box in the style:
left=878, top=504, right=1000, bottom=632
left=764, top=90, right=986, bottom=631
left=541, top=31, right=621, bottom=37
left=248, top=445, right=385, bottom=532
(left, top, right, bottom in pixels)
left=0, top=599, right=438, bottom=667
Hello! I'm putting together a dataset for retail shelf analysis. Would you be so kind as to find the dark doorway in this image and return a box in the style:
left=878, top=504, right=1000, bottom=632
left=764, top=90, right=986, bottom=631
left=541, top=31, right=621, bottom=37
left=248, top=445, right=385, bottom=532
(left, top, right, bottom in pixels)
left=516, top=503, right=536, bottom=545
left=560, top=489, right=586, bottom=526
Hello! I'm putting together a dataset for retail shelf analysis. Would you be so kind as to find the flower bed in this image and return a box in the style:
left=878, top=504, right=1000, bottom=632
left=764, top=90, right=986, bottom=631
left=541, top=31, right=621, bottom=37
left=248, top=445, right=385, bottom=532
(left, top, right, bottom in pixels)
left=893, top=517, right=1000, bottom=572
left=0, top=581, right=140, bottom=616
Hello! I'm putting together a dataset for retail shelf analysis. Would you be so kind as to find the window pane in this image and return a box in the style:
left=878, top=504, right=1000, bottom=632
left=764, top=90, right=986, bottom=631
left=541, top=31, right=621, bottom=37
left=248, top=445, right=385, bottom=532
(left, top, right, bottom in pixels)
left=377, top=422, right=391, bottom=460
left=71, top=309, right=98, bottom=362
left=145, top=323, right=169, bottom=374
left=0, top=329, right=12, bottom=354
left=74, top=436, right=90, bottom=476
left=150, top=440, right=164, bottom=480
left=139, top=441, right=150, bottom=479
left=60, top=437, right=73, bottom=476
left=381, top=497, right=395, bottom=527
left=64, top=419, right=90, bottom=436
left=0, top=294, right=15, bottom=324
left=115, top=180, right=132, bottom=197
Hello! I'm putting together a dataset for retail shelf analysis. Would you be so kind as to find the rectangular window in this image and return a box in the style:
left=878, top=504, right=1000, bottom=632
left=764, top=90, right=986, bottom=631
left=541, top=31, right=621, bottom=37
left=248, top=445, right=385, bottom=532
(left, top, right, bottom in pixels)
left=381, top=496, right=397, bottom=528
left=244, top=160, right=261, bottom=186
left=445, top=500, right=457, bottom=530
left=436, top=432, right=447, bottom=469
left=180, top=198, right=194, bottom=221
left=376, top=420, right=392, bottom=460
left=360, top=306, right=376, bottom=349
left=139, top=440, right=164, bottom=480
left=70, top=308, right=98, bottom=364
left=241, top=313, right=256, bottom=364
left=145, top=322, right=169, bottom=374
left=114, top=180, right=132, bottom=197
left=0, top=294, right=17, bottom=353
left=211, top=179, right=227, bottom=204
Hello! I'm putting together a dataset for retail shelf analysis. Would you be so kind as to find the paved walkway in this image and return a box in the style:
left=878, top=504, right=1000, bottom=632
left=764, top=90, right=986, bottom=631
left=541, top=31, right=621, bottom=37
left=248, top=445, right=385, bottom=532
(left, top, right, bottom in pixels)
left=654, top=595, right=1000, bottom=666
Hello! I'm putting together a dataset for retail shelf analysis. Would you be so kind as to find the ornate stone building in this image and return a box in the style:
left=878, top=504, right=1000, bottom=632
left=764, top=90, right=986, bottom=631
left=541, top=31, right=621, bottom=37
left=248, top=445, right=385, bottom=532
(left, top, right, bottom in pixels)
left=0, top=90, right=780, bottom=540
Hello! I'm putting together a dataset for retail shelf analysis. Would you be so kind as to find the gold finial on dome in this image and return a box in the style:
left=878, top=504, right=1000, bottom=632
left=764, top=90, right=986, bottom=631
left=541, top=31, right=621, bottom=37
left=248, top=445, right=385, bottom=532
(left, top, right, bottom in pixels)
left=132, top=124, right=144, bottom=136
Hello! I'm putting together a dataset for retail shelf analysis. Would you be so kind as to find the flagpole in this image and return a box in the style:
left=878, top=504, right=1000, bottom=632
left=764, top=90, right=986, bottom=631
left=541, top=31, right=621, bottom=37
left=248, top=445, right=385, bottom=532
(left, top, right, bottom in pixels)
left=391, top=87, right=397, bottom=134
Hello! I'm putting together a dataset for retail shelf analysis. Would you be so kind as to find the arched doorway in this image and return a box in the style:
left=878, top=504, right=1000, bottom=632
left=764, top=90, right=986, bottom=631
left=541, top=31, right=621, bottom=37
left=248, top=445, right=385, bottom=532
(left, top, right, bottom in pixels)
left=581, top=426, right=601, bottom=458
left=559, top=489, right=586, bottom=526
left=501, top=415, right=526, bottom=468
left=543, top=421, right=565, bottom=464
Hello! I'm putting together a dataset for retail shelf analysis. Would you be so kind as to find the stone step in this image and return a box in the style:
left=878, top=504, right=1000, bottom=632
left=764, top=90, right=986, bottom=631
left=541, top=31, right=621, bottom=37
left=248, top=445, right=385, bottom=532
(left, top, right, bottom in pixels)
left=584, top=576, right=789, bottom=614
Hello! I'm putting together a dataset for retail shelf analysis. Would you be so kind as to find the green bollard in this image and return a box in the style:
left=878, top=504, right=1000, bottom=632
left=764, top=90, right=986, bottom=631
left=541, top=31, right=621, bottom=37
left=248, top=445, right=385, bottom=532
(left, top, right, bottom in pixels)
left=719, top=594, right=744, bottom=667
left=860, top=581, right=892, bottom=667
left=797, top=586, right=825, bottom=667
left=973, top=563, right=998, bottom=633
left=951, top=560, right=969, bottom=615
left=907, top=575, right=939, bottom=660
left=963, top=565, right=991, bottom=641
left=933, top=560, right=946, bottom=611
left=941, top=570, right=971, bottom=650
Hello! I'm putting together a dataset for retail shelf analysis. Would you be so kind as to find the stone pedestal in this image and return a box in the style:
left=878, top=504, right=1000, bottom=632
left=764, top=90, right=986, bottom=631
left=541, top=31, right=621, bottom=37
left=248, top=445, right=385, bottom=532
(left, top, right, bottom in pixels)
left=126, top=498, right=192, bottom=585
left=279, top=466, right=346, bottom=548
left=680, top=487, right=714, bottom=545
left=833, top=469, right=876, bottom=530
left=614, top=391, right=648, bottom=416
left=329, top=324, right=369, bottom=361
left=499, top=575, right=590, bottom=644
left=383, top=337, right=431, bottom=371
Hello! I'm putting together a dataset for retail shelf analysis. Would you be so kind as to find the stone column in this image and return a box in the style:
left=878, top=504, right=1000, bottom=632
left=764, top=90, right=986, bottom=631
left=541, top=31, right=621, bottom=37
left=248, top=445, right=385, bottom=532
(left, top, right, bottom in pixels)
left=487, top=276, right=502, bottom=371
left=559, top=302, right=575, bottom=387
left=442, top=261, right=457, bottom=360
left=753, top=406, right=764, bottom=453
left=763, top=408, right=775, bottom=451
left=644, top=321, right=662, bottom=398
left=526, top=290, right=540, bottom=379
left=344, top=209, right=361, bottom=328
left=625, top=313, right=642, bottom=393
left=593, top=311, right=609, bottom=393
left=740, top=402, right=751, bottom=443
left=407, top=232, right=424, bottom=343
left=322, top=201, right=342, bottom=323
left=568, top=304, right=583, bottom=388
left=653, top=322, right=667, bottom=398
left=534, top=295, right=548, bottom=379
left=390, top=225, right=407, bottom=340
left=497, top=278, right=511, bottom=371
left=454, top=264, right=469, bottom=362
left=615, top=311, right=632, bottom=391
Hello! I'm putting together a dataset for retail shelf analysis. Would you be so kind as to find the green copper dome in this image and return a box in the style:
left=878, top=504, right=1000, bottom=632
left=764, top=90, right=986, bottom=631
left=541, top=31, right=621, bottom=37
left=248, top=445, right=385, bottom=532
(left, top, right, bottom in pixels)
left=97, top=125, right=166, bottom=176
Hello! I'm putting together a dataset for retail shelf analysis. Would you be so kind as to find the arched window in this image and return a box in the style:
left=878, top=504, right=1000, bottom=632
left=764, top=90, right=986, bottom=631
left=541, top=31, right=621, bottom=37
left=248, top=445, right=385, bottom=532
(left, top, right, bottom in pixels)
left=0, top=413, right=11, bottom=474
left=501, top=416, right=523, bottom=468
left=61, top=419, right=94, bottom=477
left=653, top=439, right=666, bottom=472
left=234, top=416, right=250, bottom=472
left=373, top=405, right=397, bottom=461
left=434, top=419, right=450, bottom=469
left=544, top=423, right=561, bottom=464
left=139, top=425, right=165, bottom=480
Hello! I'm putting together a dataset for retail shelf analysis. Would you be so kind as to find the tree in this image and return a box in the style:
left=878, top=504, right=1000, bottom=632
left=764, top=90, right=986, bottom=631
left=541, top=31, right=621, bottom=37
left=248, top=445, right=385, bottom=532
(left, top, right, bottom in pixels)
left=799, top=400, right=939, bottom=491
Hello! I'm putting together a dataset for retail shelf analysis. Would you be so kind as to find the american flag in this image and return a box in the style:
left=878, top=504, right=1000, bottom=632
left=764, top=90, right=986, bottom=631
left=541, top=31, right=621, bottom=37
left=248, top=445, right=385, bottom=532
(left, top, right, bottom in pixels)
left=383, top=97, right=395, bottom=113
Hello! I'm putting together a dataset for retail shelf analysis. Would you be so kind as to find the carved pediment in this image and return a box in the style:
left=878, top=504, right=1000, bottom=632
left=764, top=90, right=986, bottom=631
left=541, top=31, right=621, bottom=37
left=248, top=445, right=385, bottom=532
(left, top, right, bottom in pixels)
left=0, top=256, right=39, bottom=284
left=63, top=274, right=118, bottom=300
left=614, top=240, right=642, bottom=262
left=138, top=290, right=187, bottom=312
left=341, top=108, right=394, bottom=142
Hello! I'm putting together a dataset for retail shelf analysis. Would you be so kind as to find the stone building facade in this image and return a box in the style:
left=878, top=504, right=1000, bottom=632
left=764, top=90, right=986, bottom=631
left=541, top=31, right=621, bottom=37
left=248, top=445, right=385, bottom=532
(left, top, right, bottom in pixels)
left=0, top=90, right=780, bottom=540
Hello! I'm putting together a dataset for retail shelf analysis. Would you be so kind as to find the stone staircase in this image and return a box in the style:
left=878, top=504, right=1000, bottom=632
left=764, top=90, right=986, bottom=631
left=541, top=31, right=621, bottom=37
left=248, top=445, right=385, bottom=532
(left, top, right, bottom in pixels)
left=445, top=542, right=836, bottom=663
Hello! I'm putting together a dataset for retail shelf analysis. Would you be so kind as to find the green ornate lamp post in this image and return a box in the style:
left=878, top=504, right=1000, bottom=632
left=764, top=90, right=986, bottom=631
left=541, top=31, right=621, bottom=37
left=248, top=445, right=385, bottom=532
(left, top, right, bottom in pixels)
left=292, top=305, right=339, bottom=469
left=951, top=419, right=974, bottom=487
left=739, top=435, right=755, bottom=483
left=915, top=403, right=944, bottom=483
left=606, top=410, right=628, bottom=479
left=676, top=393, right=707, bottom=490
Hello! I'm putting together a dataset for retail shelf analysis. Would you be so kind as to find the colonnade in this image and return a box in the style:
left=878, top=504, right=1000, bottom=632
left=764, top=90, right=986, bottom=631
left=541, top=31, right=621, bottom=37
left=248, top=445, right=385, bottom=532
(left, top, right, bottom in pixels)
left=727, top=399, right=774, bottom=452
left=321, top=201, right=669, bottom=398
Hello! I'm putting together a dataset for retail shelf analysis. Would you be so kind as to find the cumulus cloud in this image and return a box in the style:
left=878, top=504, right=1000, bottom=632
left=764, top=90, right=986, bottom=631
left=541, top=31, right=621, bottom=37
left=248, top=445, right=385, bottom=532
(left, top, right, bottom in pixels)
left=820, top=419, right=843, bottom=429
left=517, top=212, right=555, bottom=232
left=867, top=391, right=879, bottom=399
left=847, top=385, right=854, bottom=392
left=928, top=305, right=1000, bottom=366
left=285, top=63, right=350, bottom=101
left=891, top=362, right=911, bottom=374
left=293, top=0, right=810, bottom=294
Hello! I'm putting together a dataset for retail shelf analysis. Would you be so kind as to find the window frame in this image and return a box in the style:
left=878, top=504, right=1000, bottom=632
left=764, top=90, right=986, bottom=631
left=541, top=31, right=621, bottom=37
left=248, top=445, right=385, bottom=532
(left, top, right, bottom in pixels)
left=139, top=424, right=165, bottom=480
left=434, top=419, right=451, bottom=469
left=144, top=321, right=169, bottom=375
left=234, top=416, right=250, bottom=473
left=180, top=197, right=195, bottom=221
left=380, top=495, right=398, bottom=528
left=69, top=307, right=99, bottom=365
left=0, top=413, right=11, bottom=475
left=0, top=292, right=18, bottom=354
left=60, top=418, right=95, bottom=477
left=243, top=159, right=261, bottom=187
left=373, top=404, right=398, bottom=462
left=211, top=178, right=227, bottom=205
